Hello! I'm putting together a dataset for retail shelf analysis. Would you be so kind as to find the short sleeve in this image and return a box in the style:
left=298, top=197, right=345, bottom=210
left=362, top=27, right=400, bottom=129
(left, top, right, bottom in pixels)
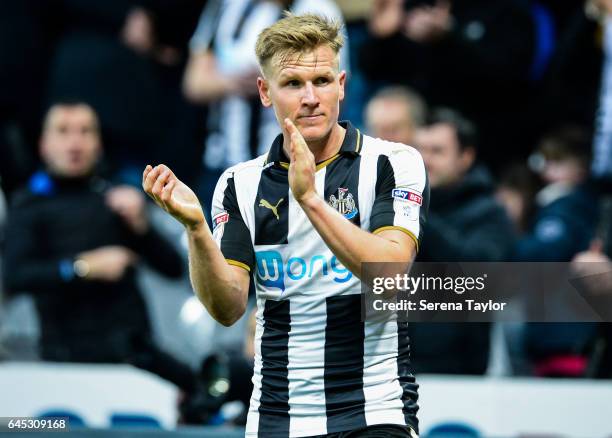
left=211, top=171, right=255, bottom=272
left=369, top=149, right=429, bottom=252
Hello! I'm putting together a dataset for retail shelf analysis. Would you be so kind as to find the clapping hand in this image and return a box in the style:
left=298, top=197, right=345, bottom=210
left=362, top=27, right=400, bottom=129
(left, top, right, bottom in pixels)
left=142, top=164, right=205, bottom=231
left=285, top=118, right=317, bottom=204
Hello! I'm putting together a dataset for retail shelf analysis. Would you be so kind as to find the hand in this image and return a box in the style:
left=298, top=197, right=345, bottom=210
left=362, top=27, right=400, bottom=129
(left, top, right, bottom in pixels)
left=106, top=185, right=148, bottom=234
left=142, top=164, right=205, bottom=231
left=77, top=246, right=137, bottom=282
left=571, top=240, right=612, bottom=295
left=588, top=0, right=612, bottom=19
left=285, top=118, right=317, bottom=204
left=403, top=0, right=452, bottom=43
left=369, top=0, right=405, bottom=37
left=230, top=68, right=260, bottom=97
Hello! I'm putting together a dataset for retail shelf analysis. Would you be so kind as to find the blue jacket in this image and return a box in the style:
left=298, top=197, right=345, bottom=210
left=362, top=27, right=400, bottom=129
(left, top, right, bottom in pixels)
left=514, top=183, right=599, bottom=262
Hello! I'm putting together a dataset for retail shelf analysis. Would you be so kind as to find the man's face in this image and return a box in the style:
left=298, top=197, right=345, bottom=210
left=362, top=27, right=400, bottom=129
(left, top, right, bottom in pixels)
left=414, top=123, right=474, bottom=188
left=40, top=104, right=101, bottom=178
left=366, top=97, right=415, bottom=144
left=257, top=45, right=346, bottom=143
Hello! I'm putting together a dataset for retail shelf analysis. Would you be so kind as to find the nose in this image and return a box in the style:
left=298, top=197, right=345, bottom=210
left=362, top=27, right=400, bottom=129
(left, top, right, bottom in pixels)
left=301, top=82, right=319, bottom=107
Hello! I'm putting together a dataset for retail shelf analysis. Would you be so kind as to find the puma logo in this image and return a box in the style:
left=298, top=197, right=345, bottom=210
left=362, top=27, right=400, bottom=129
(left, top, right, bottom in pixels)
left=259, top=198, right=284, bottom=220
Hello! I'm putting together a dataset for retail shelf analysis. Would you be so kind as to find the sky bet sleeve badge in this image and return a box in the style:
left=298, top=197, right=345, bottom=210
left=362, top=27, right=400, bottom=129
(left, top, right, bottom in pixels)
left=392, top=188, right=422, bottom=221
left=212, top=210, right=229, bottom=241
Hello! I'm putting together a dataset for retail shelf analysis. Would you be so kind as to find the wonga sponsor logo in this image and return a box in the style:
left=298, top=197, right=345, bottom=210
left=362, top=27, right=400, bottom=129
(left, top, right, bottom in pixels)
left=255, top=250, right=353, bottom=293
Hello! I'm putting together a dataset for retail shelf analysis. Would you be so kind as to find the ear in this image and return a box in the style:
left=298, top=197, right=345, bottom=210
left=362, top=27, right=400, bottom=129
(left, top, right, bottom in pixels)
left=338, top=70, right=346, bottom=102
left=460, top=146, right=476, bottom=171
left=39, top=134, right=48, bottom=161
left=257, top=76, right=272, bottom=108
left=93, top=137, right=103, bottom=158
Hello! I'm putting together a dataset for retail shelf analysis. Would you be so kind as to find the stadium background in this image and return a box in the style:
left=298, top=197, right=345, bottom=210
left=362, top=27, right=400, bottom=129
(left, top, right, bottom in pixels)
left=1, top=0, right=611, bottom=437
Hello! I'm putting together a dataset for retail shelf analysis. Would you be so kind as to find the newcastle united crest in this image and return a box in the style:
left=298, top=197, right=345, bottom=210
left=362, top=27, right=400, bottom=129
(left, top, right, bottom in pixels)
left=329, top=187, right=358, bottom=220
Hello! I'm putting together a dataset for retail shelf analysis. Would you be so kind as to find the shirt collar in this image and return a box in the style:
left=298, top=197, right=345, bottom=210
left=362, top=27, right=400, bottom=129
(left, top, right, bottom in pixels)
left=265, top=120, right=362, bottom=167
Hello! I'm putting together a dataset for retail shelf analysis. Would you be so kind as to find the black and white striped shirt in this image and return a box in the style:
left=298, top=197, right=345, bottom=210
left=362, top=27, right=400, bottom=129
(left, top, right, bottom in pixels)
left=211, top=122, right=428, bottom=437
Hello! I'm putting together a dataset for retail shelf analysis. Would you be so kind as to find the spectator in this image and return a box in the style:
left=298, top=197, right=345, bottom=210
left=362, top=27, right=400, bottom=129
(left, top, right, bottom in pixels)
left=44, top=0, right=205, bottom=185
left=409, top=108, right=515, bottom=374
left=183, top=0, right=348, bottom=219
left=416, top=108, right=515, bottom=262
left=572, top=214, right=612, bottom=379
left=360, top=0, right=535, bottom=169
left=515, top=126, right=597, bottom=261
left=364, top=85, right=426, bottom=145
left=2, top=101, right=200, bottom=397
left=496, top=163, right=541, bottom=234
left=515, top=125, right=599, bottom=377
left=183, top=0, right=281, bottom=175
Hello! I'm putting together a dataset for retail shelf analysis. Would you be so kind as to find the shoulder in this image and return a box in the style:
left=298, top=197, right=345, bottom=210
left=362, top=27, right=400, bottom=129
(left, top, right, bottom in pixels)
left=215, top=154, right=268, bottom=189
left=10, top=171, right=56, bottom=208
left=360, top=133, right=426, bottom=177
left=361, top=134, right=424, bottom=163
left=224, top=154, right=268, bottom=177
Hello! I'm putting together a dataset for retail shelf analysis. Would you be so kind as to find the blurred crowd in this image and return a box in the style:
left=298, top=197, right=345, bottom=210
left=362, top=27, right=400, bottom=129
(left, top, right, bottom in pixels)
left=1, top=0, right=612, bottom=426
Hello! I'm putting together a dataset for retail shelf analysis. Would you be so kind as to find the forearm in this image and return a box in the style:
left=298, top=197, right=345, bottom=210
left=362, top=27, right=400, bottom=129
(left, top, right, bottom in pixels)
left=184, top=71, right=232, bottom=102
left=142, top=163, right=247, bottom=325
left=300, top=195, right=414, bottom=278
left=3, top=257, right=80, bottom=293
left=183, top=55, right=233, bottom=102
left=186, top=224, right=246, bottom=326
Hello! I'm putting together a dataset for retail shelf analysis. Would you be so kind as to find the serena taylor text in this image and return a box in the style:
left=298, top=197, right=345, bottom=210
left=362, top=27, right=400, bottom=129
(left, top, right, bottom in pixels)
left=373, top=299, right=507, bottom=312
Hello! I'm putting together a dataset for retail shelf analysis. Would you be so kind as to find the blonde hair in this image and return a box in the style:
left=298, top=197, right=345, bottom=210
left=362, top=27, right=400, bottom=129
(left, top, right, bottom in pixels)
left=255, top=13, right=344, bottom=75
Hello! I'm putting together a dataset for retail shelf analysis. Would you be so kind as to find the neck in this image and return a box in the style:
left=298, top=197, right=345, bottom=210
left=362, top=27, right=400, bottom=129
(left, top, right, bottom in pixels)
left=283, top=123, right=346, bottom=163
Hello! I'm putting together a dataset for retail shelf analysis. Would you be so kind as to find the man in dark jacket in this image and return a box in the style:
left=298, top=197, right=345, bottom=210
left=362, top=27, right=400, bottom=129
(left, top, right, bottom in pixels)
left=2, top=101, right=197, bottom=393
left=409, top=108, right=515, bottom=374
left=361, top=0, right=535, bottom=169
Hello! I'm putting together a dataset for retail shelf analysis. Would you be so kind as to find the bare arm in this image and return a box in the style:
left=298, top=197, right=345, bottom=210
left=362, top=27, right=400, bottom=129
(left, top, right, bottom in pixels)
left=183, top=50, right=258, bottom=102
left=186, top=223, right=250, bottom=326
left=183, top=50, right=244, bottom=103
left=183, top=50, right=234, bottom=102
left=299, top=196, right=415, bottom=278
left=142, top=164, right=249, bottom=326
left=285, top=119, right=417, bottom=279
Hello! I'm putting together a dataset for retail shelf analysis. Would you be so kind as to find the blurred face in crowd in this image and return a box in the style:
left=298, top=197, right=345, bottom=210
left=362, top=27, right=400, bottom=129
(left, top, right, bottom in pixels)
left=366, top=97, right=416, bottom=144
left=496, top=186, right=525, bottom=230
left=257, top=44, right=346, bottom=144
left=40, top=104, right=101, bottom=178
left=540, top=158, right=586, bottom=186
left=415, top=123, right=475, bottom=188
